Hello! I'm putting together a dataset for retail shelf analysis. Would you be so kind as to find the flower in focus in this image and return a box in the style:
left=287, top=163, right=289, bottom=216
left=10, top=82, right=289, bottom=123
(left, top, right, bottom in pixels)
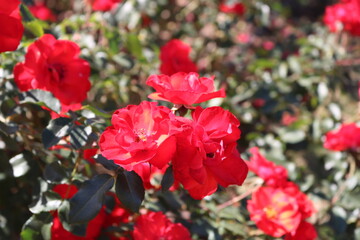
left=91, top=0, right=122, bottom=11
left=0, top=0, right=23, bottom=53
left=51, top=184, right=106, bottom=240
left=172, top=106, right=248, bottom=199
left=159, top=39, right=198, bottom=75
left=324, top=123, right=360, bottom=151
left=13, top=34, right=91, bottom=112
left=132, top=211, right=191, bottom=240
left=219, top=1, right=245, bottom=15
left=146, top=72, right=226, bottom=106
left=247, top=184, right=315, bottom=238
left=324, top=0, right=360, bottom=36
left=29, top=3, right=56, bottom=21
left=247, top=147, right=288, bottom=186
left=99, top=101, right=177, bottom=170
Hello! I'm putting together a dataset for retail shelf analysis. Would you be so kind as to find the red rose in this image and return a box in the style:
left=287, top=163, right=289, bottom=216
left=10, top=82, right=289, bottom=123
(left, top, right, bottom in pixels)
left=172, top=106, right=248, bottom=199
left=159, top=39, right=198, bottom=75
left=132, top=211, right=191, bottom=240
left=324, top=123, right=360, bottom=151
left=247, top=183, right=316, bottom=238
left=0, top=0, right=23, bottom=53
left=247, top=186, right=302, bottom=237
left=219, top=2, right=245, bottom=15
left=13, top=34, right=91, bottom=110
left=285, top=221, right=317, bottom=240
left=29, top=3, right=56, bottom=22
left=91, top=0, right=122, bottom=12
left=146, top=72, right=226, bottom=106
left=247, top=147, right=288, bottom=186
left=324, top=0, right=360, bottom=36
left=51, top=184, right=106, bottom=240
left=99, top=101, right=176, bottom=170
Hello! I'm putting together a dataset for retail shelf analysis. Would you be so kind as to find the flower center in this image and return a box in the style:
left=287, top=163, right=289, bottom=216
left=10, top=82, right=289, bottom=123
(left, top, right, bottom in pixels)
left=134, top=128, right=148, bottom=142
left=48, top=63, right=65, bottom=82
left=263, top=206, right=277, bottom=219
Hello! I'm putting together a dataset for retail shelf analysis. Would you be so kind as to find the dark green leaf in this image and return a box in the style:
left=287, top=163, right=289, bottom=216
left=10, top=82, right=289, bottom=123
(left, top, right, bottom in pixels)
left=20, top=4, right=36, bottom=22
left=19, top=89, right=61, bottom=113
left=69, top=174, right=114, bottom=224
left=69, top=125, right=92, bottom=149
left=94, top=154, right=119, bottom=171
left=42, top=118, right=73, bottom=149
left=161, top=166, right=174, bottom=192
left=44, top=161, right=68, bottom=183
left=115, top=170, right=144, bottom=213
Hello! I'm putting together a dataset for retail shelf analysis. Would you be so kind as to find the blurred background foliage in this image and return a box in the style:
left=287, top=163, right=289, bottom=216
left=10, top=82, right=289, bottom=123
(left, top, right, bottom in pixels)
left=0, top=0, right=359, bottom=239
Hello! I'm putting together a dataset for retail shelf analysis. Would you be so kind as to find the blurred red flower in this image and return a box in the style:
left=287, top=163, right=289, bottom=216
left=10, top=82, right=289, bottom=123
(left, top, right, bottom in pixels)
left=91, top=0, right=122, bottom=11
left=99, top=101, right=176, bottom=170
left=172, top=106, right=248, bottom=199
left=324, top=0, right=360, bottom=36
left=247, top=184, right=316, bottom=238
left=29, top=3, right=56, bottom=21
left=285, top=220, right=318, bottom=240
left=324, top=123, right=360, bottom=151
left=0, top=0, right=23, bottom=53
left=146, top=72, right=225, bottom=106
left=247, top=147, right=288, bottom=186
left=132, top=211, right=191, bottom=240
left=219, top=1, right=245, bottom=15
left=13, top=34, right=91, bottom=111
left=159, top=39, right=198, bottom=75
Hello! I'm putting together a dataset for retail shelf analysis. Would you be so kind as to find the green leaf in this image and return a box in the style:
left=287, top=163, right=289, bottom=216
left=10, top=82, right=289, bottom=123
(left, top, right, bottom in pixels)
left=94, top=154, right=119, bottom=171
left=126, top=34, right=144, bottom=60
left=82, top=105, right=112, bottom=118
left=161, top=166, right=174, bottom=192
left=9, top=153, right=30, bottom=177
left=42, top=117, right=73, bottom=149
left=20, top=89, right=61, bottom=113
left=24, top=21, right=44, bottom=37
left=115, top=170, right=144, bottom=213
left=69, top=174, right=114, bottom=224
left=44, top=161, right=68, bottom=183
left=69, top=125, right=93, bottom=149
left=20, top=4, right=36, bottom=22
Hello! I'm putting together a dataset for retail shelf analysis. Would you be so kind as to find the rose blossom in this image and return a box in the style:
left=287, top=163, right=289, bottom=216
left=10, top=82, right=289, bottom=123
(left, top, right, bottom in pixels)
left=0, top=0, right=23, bottom=53
left=324, top=0, right=360, bottom=36
left=13, top=34, right=91, bottom=113
left=29, top=3, right=56, bottom=21
left=172, top=106, right=248, bottom=199
left=91, top=0, right=122, bottom=12
left=159, top=39, right=198, bottom=75
left=285, top=220, right=318, bottom=240
left=247, top=184, right=316, bottom=238
left=99, top=101, right=176, bottom=170
left=132, top=211, right=191, bottom=240
left=324, top=123, right=360, bottom=151
left=219, top=1, right=245, bottom=15
left=146, top=72, right=226, bottom=106
left=247, top=147, right=288, bottom=186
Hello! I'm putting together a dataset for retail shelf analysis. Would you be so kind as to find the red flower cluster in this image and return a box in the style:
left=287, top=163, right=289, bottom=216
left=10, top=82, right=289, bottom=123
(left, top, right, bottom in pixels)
left=29, top=3, right=56, bottom=21
left=0, top=0, right=23, bottom=53
left=14, top=34, right=91, bottom=113
left=51, top=184, right=130, bottom=240
left=324, top=0, right=360, bottom=36
left=146, top=72, right=225, bottom=106
left=219, top=1, right=245, bottom=16
left=324, top=123, right=360, bottom=151
left=133, top=211, right=191, bottom=240
left=159, top=39, right=198, bottom=75
left=91, top=0, right=122, bottom=12
left=100, top=73, right=248, bottom=199
left=246, top=148, right=317, bottom=239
